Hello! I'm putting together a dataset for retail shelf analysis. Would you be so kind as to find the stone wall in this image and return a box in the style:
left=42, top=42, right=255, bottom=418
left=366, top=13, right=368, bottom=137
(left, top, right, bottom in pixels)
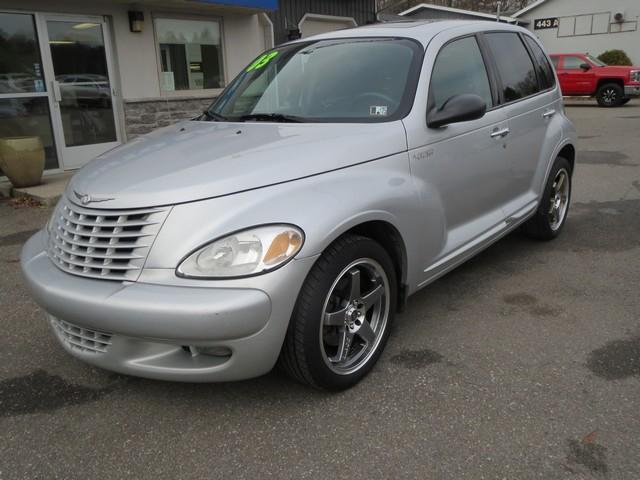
left=123, top=97, right=216, bottom=139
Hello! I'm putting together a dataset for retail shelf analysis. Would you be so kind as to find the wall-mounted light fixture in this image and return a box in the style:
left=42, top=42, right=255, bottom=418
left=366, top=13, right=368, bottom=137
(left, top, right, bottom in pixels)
left=128, top=11, right=144, bottom=33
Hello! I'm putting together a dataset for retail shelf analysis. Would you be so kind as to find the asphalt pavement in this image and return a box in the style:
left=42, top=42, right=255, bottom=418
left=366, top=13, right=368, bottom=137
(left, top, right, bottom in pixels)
left=1, top=101, right=639, bottom=479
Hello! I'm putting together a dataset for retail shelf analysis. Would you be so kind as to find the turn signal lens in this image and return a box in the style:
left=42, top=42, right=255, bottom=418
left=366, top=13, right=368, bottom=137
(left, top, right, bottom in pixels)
left=177, top=225, right=304, bottom=279
left=264, top=231, right=303, bottom=266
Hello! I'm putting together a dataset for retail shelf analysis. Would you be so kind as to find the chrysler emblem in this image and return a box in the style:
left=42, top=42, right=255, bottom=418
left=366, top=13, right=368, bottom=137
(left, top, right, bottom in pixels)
left=73, top=190, right=114, bottom=205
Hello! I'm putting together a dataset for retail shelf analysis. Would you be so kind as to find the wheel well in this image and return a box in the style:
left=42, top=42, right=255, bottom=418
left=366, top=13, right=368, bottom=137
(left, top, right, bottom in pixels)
left=346, top=221, right=408, bottom=311
left=558, top=144, right=576, bottom=173
left=597, top=78, right=624, bottom=92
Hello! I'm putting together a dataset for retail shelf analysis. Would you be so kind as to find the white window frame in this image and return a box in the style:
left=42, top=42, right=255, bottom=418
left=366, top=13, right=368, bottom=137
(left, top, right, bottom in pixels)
left=152, top=13, right=227, bottom=98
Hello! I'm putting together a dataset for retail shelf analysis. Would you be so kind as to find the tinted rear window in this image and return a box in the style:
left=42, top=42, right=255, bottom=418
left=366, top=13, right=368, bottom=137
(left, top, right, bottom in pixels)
left=523, top=36, right=555, bottom=90
left=485, top=32, right=539, bottom=102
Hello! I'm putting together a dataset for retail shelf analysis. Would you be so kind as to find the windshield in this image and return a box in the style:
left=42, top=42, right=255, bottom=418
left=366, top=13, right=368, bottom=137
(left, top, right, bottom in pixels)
left=586, top=54, right=607, bottom=67
left=207, top=38, right=422, bottom=123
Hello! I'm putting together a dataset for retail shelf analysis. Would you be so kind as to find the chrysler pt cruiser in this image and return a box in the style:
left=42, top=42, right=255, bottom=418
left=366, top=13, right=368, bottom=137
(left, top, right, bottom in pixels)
left=21, top=21, right=577, bottom=390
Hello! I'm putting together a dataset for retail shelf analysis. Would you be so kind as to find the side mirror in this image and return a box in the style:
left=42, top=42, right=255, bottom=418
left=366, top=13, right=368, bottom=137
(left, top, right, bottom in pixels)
left=427, top=94, right=487, bottom=129
left=580, top=63, right=592, bottom=71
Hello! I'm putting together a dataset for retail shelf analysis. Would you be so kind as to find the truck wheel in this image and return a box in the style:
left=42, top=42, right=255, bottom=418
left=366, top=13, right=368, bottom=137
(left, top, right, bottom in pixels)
left=279, top=234, right=397, bottom=390
left=596, top=83, right=624, bottom=107
left=523, top=156, right=572, bottom=241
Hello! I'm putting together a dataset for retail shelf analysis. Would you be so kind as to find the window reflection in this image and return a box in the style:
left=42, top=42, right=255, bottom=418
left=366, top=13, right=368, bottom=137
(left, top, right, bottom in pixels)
left=0, top=13, right=46, bottom=94
left=0, top=98, right=59, bottom=171
left=47, top=20, right=116, bottom=147
left=485, top=33, right=540, bottom=102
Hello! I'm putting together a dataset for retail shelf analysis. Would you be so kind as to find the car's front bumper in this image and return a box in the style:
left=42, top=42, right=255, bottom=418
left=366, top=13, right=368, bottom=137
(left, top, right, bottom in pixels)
left=624, top=84, right=640, bottom=97
left=21, top=231, right=317, bottom=382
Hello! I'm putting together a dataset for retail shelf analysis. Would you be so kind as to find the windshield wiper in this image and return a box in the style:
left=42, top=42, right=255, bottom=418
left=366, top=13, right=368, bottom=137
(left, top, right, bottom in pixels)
left=235, top=113, right=305, bottom=123
left=200, top=110, right=227, bottom=122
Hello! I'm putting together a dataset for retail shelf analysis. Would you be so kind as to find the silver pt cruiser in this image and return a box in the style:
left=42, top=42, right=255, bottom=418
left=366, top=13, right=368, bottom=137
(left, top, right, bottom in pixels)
left=21, top=21, right=577, bottom=390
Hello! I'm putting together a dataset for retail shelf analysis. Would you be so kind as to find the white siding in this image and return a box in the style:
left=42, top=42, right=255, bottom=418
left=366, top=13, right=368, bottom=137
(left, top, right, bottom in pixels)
left=518, top=0, right=640, bottom=63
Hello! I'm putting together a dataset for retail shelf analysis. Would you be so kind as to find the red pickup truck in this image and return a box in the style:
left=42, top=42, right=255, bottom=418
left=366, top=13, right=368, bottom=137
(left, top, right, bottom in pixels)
left=550, top=53, right=640, bottom=107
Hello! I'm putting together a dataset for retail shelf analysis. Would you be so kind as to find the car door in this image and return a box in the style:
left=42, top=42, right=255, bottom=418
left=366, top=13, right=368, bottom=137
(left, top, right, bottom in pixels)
left=404, top=33, right=511, bottom=281
left=482, top=32, right=562, bottom=218
left=558, top=55, right=596, bottom=95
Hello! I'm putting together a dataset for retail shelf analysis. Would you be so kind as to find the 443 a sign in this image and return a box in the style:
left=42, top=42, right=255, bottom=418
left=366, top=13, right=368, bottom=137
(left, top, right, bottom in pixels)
left=534, top=17, right=559, bottom=30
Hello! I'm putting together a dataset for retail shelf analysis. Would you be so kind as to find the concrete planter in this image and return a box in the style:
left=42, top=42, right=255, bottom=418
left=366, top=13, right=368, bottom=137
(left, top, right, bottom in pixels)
left=0, top=136, right=45, bottom=188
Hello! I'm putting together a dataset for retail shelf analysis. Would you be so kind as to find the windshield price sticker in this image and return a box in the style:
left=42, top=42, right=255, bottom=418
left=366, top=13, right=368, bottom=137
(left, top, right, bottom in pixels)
left=534, top=17, right=559, bottom=30
left=370, top=106, right=388, bottom=117
left=246, top=51, right=279, bottom=72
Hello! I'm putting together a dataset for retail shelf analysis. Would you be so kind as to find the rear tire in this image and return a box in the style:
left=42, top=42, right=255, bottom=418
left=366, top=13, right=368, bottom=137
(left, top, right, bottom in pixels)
left=523, top=156, right=572, bottom=241
left=596, top=83, right=624, bottom=107
left=279, top=234, right=397, bottom=390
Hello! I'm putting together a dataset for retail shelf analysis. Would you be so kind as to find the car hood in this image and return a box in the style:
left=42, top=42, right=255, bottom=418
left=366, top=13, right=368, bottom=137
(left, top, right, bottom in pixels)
left=68, top=120, right=408, bottom=209
left=597, top=65, right=639, bottom=75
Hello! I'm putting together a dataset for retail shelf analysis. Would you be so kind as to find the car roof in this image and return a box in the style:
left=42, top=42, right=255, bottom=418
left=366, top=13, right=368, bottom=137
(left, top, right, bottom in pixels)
left=289, top=20, right=531, bottom=47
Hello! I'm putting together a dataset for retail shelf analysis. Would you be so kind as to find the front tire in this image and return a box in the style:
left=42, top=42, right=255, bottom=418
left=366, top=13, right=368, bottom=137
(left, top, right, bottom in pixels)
left=596, top=83, right=624, bottom=107
left=523, top=156, right=572, bottom=240
left=279, top=234, right=397, bottom=390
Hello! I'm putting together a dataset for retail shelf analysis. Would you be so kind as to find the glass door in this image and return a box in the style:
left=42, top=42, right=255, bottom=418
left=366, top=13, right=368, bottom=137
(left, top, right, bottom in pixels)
left=0, top=11, right=59, bottom=174
left=42, top=15, right=120, bottom=170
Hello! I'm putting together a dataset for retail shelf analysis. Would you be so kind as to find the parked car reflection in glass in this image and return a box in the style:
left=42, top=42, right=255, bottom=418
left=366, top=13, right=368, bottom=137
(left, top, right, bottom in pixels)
left=57, top=74, right=111, bottom=108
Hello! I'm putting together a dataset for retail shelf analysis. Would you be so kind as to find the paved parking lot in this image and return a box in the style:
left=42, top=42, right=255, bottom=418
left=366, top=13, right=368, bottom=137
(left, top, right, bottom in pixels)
left=1, top=101, right=639, bottom=479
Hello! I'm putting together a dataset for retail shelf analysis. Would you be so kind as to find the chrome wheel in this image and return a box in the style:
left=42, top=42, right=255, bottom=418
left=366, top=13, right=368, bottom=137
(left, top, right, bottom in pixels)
left=549, top=168, right=570, bottom=231
left=320, top=258, right=390, bottom=375
left=602, top=88, right=618, bottom=105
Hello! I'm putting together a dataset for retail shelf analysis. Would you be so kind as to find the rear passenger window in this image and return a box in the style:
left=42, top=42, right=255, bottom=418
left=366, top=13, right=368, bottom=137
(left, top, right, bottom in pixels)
left=484, top=32, right=539, bottom=102
left=430, top=36, right=493, bottom=111
left=524, top=36, right=556, bottom=90
left=551, top=56, right=560, bottom=70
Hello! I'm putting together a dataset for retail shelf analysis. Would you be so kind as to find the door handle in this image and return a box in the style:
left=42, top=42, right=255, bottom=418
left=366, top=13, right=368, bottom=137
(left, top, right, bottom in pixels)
left=543, top=110, right=556, bottom=119
left=51, top=81, right=62, bottom=103
left=490, top=128, right=510, bottom=138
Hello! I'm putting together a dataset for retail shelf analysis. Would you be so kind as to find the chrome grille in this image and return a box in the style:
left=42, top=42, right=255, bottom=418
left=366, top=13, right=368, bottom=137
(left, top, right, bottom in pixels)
left=48, top=196, right=169, bottom=281
left=51, top=317, right=112, bottom=354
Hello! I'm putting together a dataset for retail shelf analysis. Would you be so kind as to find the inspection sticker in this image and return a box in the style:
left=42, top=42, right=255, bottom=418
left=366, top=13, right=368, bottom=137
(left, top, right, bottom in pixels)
left=369, top=106, right=388, bottom=116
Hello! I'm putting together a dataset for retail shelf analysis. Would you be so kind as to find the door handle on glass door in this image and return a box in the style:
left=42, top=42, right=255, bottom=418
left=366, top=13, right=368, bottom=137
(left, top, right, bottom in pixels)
left=490, top=128, right=510, bottom=138
left=51, top=81, right=62, bottom=103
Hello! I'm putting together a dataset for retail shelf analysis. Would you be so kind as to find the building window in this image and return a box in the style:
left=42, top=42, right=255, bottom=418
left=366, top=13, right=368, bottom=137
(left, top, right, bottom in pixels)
left=155, top=17, right=224, bottom=92
left=557, top=12, right=637, bottom=37
left=558, top=13, right=610, bottom=37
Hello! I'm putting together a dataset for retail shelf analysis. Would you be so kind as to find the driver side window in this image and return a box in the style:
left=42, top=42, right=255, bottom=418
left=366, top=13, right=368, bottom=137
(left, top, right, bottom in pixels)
left=563, top=56, right=586, bottom=70
left=430, top=36, right=493, bottom=111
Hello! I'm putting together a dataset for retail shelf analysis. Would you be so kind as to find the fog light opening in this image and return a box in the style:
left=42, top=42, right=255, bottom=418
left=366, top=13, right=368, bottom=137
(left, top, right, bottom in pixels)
left=183, top=345, right=232, bottom=358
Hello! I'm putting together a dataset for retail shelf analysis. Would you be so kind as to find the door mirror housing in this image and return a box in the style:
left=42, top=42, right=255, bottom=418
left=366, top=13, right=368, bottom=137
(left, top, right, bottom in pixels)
left=427, top=94, right=487, bottom=129
left=580, top=63, right=592, bottom=71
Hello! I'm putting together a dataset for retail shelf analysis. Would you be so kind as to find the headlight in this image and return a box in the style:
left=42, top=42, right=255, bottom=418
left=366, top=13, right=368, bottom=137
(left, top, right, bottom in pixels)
left=176, top=224, right=304, bottom=279
left=631, top=70, right=640, bottom=82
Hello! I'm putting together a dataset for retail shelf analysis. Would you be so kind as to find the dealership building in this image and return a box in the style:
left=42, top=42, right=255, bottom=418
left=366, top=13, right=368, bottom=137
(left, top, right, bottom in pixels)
left=0, top=0, right=374, bottom=177
left=514, top=0, right=640, bottom=64
left=401, top=1, right=639, bottom=64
